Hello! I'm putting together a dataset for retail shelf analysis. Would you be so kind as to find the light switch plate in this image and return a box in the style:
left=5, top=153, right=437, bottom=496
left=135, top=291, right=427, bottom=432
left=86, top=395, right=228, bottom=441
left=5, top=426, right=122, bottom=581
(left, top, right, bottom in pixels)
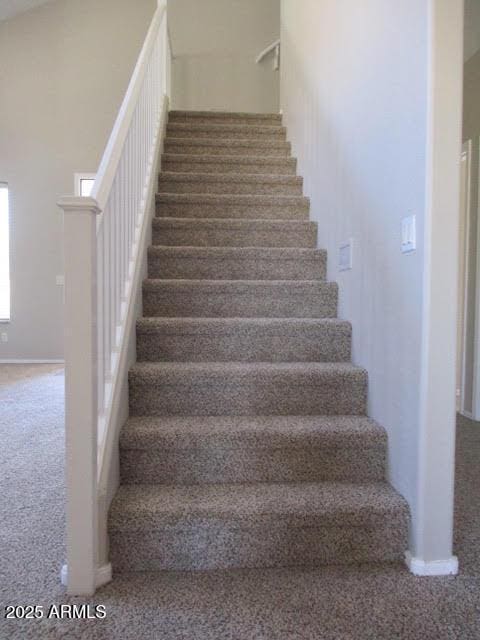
left=339, top=239, right=353, bottom=271
left=56, top=275, right=65, bottom=286
left=401, top=215, right=416, bottom=253
left=1, top=333, right=8, bottom=343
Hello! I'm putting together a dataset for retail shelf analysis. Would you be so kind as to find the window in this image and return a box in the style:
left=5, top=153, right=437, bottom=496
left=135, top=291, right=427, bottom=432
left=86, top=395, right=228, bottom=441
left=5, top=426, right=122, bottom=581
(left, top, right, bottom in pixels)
left=74, top=173, right=96, bottom=197
left=0, top=183, right=10, bottom=321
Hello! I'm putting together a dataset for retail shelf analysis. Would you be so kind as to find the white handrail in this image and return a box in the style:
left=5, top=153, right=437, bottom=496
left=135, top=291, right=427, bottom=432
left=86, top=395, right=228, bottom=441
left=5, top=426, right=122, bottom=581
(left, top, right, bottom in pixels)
left=255, top=38, right=281, bottom=69
left=92, top=7, right=165, bottom=209
left=57, top=0, right=171, bottom=596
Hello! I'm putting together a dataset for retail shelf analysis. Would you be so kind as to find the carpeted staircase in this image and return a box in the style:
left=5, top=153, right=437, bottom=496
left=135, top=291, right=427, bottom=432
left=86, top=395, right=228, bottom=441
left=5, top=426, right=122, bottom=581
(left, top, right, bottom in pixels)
left=109, top=111, right=409, bottom=572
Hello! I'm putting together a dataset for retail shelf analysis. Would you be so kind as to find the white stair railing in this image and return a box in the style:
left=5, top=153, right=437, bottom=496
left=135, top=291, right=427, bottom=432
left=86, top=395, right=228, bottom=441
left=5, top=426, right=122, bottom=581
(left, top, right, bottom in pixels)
left=57, top=0, right=171, bottom=596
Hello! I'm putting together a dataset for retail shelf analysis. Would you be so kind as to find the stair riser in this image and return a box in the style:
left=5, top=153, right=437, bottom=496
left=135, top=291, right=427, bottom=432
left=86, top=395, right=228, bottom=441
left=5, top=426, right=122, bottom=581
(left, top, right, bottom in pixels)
left=120, top=445, right=385, bottom=484
left=158, top=178, right=303, bottom=196
left=164, top=142, right=290, bottom=157
left=169, top=115, right=282, bottom=126
left=142, top=283, right=338, bottom=318
left=152, top=223, right=317, bottom=247
left=162, top=160, right=297, bottom=175
left=129, top=370, right=367, bottom=416
left=137, top=323, right=350, bottom=362
left=109, top=518, right=408, bottom=572
left=166, top=127, right=286, bottom=140
left=147, top=253, right=326, bottom=281
left=155, top=203, right=310, bottom=220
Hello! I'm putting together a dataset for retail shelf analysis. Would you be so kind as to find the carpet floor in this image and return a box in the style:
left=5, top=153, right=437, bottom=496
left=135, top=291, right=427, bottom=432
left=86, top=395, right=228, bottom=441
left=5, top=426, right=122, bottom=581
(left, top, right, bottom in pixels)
left=0, top=364, right=479, bottom=639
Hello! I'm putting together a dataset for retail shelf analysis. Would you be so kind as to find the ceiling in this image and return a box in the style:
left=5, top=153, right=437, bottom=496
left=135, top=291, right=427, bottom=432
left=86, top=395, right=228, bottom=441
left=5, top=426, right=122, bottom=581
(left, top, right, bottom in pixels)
left=0, top=0, right=53, bottom=22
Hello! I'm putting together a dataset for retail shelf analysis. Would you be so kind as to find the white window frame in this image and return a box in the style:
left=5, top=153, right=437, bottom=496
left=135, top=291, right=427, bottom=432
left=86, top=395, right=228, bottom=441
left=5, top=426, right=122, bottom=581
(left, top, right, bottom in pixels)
left=0, top=182, right=11, bottom=323
left=74, top=173, right=96, bottom=197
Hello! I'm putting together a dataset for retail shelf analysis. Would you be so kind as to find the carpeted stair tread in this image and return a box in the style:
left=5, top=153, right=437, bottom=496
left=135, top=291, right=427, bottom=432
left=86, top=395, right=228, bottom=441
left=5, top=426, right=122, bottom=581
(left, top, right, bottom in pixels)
left=159, top=172, right=302, bottom=185
left=108, top=482, right=409, bottom=570
left=158, top=172, right=303, bottom=195
left=169, top=110, right=282, bottom=125
left=164, top=137, right=291, bottom=157
left=156, top=193, right=309, bottom=206
left=136, top=317, right=350, bottom=362
left=156, top=193, right=310, bottom=220
left=110, top=481, right=407, bottom=529
left=162, top=153, right=297, bottom=175
left=129, top=360, right=366, bottom=382
left=147, top=246, right=326, bottom=280
left=128, top=361, right=367, bottom=417
left=109, top=480, right=408, bottom=571
left=120, top=415, right=386, bottom=449
left=166, top=123, right=287, bottom=140
left=119, top=415, right=386, bottom=485
left=151, top=217, right=317, bottom=247
left=142, top=278, right=338, bottom=318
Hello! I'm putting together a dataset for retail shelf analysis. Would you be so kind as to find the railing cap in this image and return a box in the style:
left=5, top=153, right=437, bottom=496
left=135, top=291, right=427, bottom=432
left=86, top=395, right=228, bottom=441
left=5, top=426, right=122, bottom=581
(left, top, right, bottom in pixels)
left=57, top=196, right=102, bottom=215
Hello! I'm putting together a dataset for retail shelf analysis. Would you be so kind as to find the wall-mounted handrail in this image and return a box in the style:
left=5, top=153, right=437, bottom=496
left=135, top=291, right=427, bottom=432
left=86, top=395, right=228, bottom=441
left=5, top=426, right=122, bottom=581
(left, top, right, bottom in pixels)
left=57, top=0, right=171, bottom=596
left=255, top=38, right=280, bottom=70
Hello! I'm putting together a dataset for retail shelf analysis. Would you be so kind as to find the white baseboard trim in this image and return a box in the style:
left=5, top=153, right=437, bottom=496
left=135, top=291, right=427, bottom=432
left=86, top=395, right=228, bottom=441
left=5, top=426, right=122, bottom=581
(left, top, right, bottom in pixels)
left=95, top=563, right=112, bottom=587
left=0, top=359, right=64, bottom=364
left=405, top=552, right=459, bottom=576
left=61, top=563, right=112, bottom=591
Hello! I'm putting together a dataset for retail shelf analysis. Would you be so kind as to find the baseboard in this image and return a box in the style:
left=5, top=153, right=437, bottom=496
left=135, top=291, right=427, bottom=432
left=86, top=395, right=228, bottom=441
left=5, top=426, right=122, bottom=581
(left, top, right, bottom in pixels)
left=405, top=551, right=459, bottom=576
left=0, top=359, right=64, bottom=364
left=95, top=563, right=112, bottom=587
left=60, top=563, right=112, bottom=592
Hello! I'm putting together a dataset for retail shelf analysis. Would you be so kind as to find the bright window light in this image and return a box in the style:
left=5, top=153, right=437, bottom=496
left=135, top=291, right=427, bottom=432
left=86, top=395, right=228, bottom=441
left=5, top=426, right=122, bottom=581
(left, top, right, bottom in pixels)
left=80, top=178, right=95, bottom=197
left=74, top=173, right=96, bottom=197
left=0, top=183, right=11, bottom=321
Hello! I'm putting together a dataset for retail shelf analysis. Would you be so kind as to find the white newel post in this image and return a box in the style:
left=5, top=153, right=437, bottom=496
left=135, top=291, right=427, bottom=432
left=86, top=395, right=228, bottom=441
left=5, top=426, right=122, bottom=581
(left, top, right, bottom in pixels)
left=58, top=196, right=101, bottom=596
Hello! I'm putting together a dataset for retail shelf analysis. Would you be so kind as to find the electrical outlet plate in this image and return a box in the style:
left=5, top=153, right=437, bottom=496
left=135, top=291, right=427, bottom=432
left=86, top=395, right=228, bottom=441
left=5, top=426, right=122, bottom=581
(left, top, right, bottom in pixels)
left=339, top=239, right=353, bottom=271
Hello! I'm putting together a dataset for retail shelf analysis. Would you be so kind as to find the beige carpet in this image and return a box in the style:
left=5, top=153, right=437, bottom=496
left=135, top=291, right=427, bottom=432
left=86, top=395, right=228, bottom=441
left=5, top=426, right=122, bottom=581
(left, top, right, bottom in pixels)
left=0, top=364, right=479, bottom=639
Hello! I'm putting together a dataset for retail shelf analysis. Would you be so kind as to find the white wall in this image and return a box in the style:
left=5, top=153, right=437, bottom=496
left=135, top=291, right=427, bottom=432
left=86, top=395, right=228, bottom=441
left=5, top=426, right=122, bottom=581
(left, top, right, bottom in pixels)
left=168, top=0, right=280, bottom=113
left=416, top=0, right=462, bottom=567
left=0, top=0, right=156, bottom=361
left=280, top=0, right=462, bottom=566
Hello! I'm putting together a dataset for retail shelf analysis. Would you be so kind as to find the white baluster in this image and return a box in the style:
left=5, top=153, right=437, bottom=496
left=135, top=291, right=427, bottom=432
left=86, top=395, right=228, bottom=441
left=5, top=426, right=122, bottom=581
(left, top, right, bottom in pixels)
left=58, top=0, right=170, bottom=595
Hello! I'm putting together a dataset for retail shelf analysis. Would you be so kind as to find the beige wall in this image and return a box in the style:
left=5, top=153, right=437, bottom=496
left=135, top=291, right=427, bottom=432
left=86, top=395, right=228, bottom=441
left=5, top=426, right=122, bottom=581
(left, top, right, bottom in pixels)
left=168, top=0, right=280, bottom=113
left=464, top=0, right=480, bottom=61
left=464, top=49, right=480, bottom=141
left=461, top=45, right=480, bottom=416
left=0, top=0, right=156, bottom=360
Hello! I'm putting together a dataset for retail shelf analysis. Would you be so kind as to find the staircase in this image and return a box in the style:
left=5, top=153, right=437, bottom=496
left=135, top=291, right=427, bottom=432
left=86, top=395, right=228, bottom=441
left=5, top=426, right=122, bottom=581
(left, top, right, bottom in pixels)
left=108, top=111, right=409, bottom=573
